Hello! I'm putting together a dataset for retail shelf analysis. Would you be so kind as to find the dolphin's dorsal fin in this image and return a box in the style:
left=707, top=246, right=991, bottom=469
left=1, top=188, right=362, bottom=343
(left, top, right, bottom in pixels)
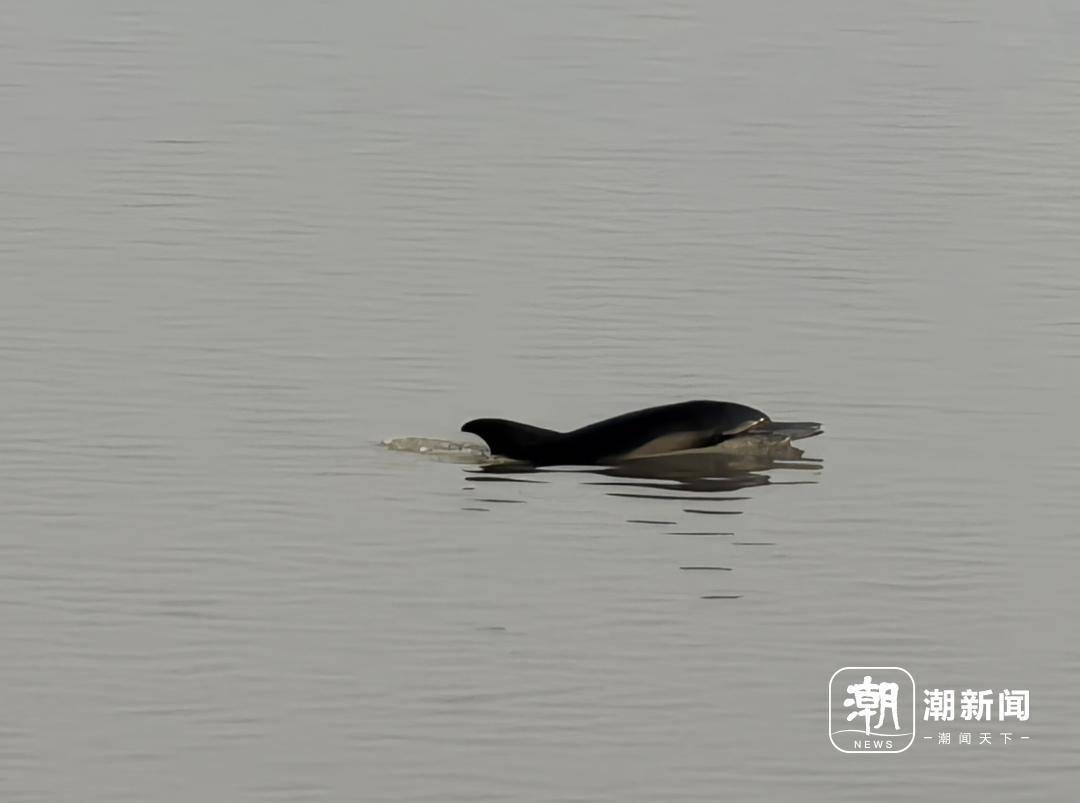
left=461, top=418, right=560, bottom=462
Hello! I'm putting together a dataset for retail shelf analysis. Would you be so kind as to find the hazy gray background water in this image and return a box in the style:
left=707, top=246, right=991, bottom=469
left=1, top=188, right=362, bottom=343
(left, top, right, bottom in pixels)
left=3, top=1, right=1079, bottom=800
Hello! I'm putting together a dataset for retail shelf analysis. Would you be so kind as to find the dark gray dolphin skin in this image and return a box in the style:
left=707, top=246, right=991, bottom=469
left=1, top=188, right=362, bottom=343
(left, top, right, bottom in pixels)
left=462, top=400, right=821, bottom=466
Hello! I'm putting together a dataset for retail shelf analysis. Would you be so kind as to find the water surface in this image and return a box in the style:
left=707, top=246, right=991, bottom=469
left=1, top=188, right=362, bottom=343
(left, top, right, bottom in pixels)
left=2, top=1, right=1079, bottom=800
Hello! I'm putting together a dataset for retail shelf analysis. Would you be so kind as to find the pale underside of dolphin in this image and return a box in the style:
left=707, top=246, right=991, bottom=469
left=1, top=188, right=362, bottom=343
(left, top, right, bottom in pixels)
left=461, top=400, right=821, bottom=466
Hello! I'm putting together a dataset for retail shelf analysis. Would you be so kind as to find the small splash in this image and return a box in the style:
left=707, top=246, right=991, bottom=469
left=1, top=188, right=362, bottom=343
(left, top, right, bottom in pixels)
left=382, top=436, right=491, bottom=463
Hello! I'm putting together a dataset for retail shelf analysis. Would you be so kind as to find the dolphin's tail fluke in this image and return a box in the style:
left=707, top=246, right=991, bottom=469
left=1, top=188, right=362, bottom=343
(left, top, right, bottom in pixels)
left=461, top=418, right=562, bottom=463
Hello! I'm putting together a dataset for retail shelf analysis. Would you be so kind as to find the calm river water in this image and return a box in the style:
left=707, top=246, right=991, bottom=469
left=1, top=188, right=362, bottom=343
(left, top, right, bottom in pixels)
left=2, top=1, right=1079, bottom=800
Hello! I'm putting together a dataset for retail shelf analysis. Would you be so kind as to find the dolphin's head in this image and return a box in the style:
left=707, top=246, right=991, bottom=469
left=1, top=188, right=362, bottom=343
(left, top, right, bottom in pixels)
left=696, top=400, right=770, bottom=437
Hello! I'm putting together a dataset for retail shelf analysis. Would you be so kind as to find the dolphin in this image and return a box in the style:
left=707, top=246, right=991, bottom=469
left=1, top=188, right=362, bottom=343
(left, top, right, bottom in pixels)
left=462, top=400, right=821, bottom=466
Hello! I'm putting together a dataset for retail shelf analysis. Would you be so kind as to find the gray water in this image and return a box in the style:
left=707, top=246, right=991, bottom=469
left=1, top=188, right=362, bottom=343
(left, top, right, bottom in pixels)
left=3, top=1, right=1079, bottom=800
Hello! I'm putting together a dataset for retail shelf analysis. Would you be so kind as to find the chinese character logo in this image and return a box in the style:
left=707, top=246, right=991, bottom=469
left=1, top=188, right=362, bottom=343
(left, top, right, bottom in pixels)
left=829, top=667, right=916, bottom=753
left=917, top=687, right=1031, bottom=746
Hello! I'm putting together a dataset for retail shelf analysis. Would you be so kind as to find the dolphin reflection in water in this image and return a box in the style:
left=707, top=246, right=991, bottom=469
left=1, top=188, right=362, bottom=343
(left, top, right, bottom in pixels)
left=455, top=402, right=822, bottom=593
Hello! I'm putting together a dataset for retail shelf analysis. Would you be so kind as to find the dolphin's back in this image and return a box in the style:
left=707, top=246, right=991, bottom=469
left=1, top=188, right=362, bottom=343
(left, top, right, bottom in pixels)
left=562, top=400, right=767, bottom=461
left=462, top=400, right=770, bottom=465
